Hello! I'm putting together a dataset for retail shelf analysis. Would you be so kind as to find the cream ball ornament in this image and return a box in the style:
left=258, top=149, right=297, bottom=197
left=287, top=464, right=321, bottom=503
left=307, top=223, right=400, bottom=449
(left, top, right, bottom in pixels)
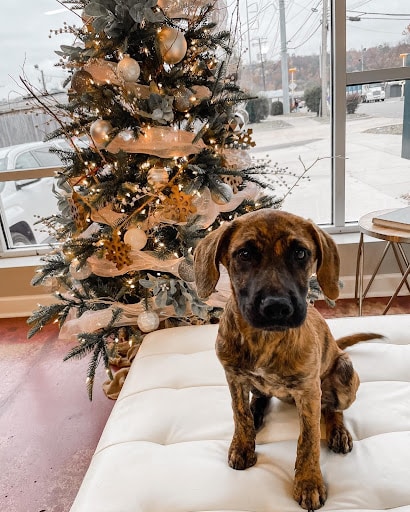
left=137, top=310, right=160, bottom=333
left=69, top=259, right=92, bottom=280
left=124, top=228, right=148, bottom=250
left=117, top=54, right=141, bottom=82
left=157, top=27, right=187, bottom=65
left=90, top=119, right=113, bottom=147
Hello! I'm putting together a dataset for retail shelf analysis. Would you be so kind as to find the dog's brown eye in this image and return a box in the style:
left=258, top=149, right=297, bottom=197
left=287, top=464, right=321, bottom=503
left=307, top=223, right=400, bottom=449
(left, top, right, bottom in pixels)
left=237, top=249, right=251, bottom=261
left=295, top=249, right=307, bottom=260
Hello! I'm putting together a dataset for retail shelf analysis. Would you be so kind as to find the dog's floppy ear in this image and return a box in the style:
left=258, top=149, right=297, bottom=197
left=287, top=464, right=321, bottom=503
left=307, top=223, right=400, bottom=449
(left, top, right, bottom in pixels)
left=194, top=223, right=232, bottom=299
left=309, top=223, right=340, bottom=300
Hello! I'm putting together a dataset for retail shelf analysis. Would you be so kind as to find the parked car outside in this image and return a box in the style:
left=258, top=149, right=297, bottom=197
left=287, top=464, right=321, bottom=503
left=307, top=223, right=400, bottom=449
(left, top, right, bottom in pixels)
left=362, top=85, right=385, bottom=103
left=0, top=140, right=66, bottom=247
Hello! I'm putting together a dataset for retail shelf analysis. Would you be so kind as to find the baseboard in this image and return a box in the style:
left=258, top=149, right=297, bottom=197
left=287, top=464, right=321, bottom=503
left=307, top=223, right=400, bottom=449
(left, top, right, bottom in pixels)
left=0, top=274, right=408, bottom=318
left=338, top=273, right=410, bottom=299
left=0, top=294, right=56, bottom=319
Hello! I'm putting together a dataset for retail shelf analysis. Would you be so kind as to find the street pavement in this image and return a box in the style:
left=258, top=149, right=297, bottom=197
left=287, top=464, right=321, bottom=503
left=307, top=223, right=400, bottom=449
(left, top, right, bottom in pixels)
left=248, top=107, right=410, bottom=225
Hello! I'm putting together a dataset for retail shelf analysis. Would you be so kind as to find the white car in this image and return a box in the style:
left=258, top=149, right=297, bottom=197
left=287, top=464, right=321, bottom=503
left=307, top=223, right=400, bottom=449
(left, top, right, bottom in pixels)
left=0, top=140, right=65, bottom=247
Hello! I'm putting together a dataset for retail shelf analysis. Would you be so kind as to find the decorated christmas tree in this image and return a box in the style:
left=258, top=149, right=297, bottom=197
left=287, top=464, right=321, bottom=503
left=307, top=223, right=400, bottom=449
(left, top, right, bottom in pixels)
left=27, top=0, right=296, bottom=399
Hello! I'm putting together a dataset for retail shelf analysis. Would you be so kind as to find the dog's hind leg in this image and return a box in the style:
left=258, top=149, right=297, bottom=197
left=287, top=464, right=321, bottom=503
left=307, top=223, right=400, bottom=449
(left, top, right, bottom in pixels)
left=250, top=389, right=270, bottom=430
left=321, top=353, right=359, bottom=454
left=323, top=410, right=353, bottom=454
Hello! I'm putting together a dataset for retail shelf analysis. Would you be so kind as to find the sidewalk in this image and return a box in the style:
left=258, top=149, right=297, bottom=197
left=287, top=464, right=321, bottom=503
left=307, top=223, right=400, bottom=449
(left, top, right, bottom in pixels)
left=248, top=112, right=409, bottom=224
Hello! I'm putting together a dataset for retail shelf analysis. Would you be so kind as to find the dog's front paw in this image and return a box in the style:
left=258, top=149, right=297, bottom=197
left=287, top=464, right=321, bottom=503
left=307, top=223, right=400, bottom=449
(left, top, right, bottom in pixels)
left=328, top=424, right=353, bottom=454
left=228, top=442, right=257, bottom=470
left=293, top=477, right=327, bottom=511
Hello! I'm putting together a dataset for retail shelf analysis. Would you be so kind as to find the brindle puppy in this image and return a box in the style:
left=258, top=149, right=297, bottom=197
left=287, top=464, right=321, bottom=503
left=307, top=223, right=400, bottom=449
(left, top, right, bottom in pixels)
left=194, top=209, right=381, bottom=511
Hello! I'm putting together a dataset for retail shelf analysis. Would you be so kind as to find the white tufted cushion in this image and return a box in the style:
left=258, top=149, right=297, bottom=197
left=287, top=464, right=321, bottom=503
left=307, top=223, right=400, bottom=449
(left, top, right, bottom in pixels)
left=70, top=315, right=410, bottom=512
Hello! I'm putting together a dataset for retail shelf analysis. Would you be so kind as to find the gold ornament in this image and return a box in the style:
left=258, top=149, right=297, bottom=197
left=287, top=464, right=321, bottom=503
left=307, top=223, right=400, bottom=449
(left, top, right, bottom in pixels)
left=147, top=166, right=169, bottom=188
left=117, top=54, right=141, bottom=82
left=90, top=119, right=113, bottom=147
left=102, top=232, right=132, bottom=270
left=220, top=174, right=243, bottom=194
left=157, top=27, right=187, bottom=65
left=71, top=69, right=93, bottom=93
left=162, top=185, right=197, bottom=222
left=237, top=128, right=256, bottom=148
left=67, top=192, right=89, bottom=232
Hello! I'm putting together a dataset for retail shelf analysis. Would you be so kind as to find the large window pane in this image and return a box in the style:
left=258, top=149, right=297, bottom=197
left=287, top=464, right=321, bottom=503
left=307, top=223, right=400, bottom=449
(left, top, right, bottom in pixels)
left=345, top=80, right=410, bottom=222
left=236, top=1, right=332, bottom=225
left=346, top=77, right=410, bottom=222
left=0, top=175, right=58, bottom=247
left=346, top=0, right=410, bottom=72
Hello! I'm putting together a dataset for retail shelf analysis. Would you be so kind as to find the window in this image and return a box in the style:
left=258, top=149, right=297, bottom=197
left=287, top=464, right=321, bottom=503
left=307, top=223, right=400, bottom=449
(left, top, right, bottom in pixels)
left=235, top=0, right=410, bottom=231
left=1, top=1, right=410, bottom=255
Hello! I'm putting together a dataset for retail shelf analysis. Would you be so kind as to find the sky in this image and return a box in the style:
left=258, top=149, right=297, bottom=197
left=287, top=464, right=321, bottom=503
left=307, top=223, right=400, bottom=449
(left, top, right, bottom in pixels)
left=1, top=0, right=409, bottom=101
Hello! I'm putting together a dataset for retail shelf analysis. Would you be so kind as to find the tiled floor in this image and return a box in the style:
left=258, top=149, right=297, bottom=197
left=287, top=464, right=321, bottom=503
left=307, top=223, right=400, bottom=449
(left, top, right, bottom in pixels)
left=1, top=296, right=409, bottom=512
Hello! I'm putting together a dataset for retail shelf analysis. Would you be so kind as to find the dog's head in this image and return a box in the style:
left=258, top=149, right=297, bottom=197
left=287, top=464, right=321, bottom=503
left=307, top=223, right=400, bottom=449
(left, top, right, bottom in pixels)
left=194, top=209, right=340, bottom=331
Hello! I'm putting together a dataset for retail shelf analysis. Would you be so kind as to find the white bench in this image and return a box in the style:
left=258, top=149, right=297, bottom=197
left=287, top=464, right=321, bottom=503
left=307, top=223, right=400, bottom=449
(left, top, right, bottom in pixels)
left=70, top=315, right=410, bottom=512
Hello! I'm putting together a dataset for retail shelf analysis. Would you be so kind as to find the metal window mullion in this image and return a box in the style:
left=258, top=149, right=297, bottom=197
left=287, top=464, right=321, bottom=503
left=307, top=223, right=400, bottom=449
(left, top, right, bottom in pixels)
left=331, top=0, right=346, bottom=230
left=0, top=166, right=59, bottom=183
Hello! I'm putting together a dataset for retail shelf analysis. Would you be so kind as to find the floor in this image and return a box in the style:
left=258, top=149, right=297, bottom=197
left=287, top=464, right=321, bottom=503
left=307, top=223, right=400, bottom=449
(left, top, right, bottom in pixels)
left=1, top=296, right=409, bottom=512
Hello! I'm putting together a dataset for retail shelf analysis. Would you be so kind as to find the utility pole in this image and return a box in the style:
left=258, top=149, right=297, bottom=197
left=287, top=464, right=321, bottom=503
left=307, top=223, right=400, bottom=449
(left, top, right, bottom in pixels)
left=34, top=64, right=47, bottom=94
left=320, top=0, right=328, bottom=117
left=253, top=37, right=267, bottom=91
left=245, top=0, right=252, bottom=66
left=279, top=0, right=290, bottom=114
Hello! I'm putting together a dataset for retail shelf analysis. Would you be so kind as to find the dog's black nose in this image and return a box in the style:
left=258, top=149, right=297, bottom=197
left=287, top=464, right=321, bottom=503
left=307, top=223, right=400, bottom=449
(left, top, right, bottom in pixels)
left=260, top=297, right=294, bottom=321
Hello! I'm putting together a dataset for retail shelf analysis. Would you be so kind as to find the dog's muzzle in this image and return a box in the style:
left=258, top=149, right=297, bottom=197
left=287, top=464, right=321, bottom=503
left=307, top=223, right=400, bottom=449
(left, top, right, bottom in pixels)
left=244, top=294, right=307, bottom=331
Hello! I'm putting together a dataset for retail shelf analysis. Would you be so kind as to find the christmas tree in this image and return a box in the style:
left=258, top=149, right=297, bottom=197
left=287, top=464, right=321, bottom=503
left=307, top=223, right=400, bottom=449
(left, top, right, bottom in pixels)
left=27, top=0, right=296, bottom=399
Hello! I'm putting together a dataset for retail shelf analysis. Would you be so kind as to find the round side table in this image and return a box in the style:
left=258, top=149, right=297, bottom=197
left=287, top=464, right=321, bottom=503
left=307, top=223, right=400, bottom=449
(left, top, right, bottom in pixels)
left=355, top=209, right=410, bottom=315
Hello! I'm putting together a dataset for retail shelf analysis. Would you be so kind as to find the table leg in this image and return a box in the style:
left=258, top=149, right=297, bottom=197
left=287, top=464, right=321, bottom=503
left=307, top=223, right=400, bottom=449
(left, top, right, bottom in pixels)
left=383, top=262, right=410, bottom=314
left=394, top=243, right=410, bottom=294
left=355, top=233, right=364, bottom=316
left=362, top=241, right=392, bottom=298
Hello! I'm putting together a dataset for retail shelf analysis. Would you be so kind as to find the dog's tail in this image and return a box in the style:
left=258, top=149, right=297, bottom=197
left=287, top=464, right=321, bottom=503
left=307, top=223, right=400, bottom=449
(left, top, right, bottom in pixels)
left=336, top=332, right=384, bottom=350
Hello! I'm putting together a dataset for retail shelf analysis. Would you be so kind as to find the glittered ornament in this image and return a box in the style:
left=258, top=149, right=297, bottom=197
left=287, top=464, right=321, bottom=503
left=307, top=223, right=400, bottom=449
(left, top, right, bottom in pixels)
left=71, top=69, right=93, bottom=93
left=211, top=182, right=233, bottom=205
left=174, top=87, right=193, bottom=112
left=69, top=259, right=92, bottom=280
left=137, top=310, right=160, bottom=333
left=157, top=27, right=187, bottom=65
left=117, top=54, right=141, bottom=82
left=147, top=166, right=169, bottom=188
left=90, top=119, right=113, bottom=147
left=124, top=228, right=148, bottom=250
left=178, top=258, right=195, bottom=282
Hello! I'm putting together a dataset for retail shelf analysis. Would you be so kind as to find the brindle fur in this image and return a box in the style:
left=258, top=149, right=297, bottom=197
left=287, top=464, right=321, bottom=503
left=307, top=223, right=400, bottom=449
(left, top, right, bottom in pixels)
left=194, top=209, right=382, bottom=511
